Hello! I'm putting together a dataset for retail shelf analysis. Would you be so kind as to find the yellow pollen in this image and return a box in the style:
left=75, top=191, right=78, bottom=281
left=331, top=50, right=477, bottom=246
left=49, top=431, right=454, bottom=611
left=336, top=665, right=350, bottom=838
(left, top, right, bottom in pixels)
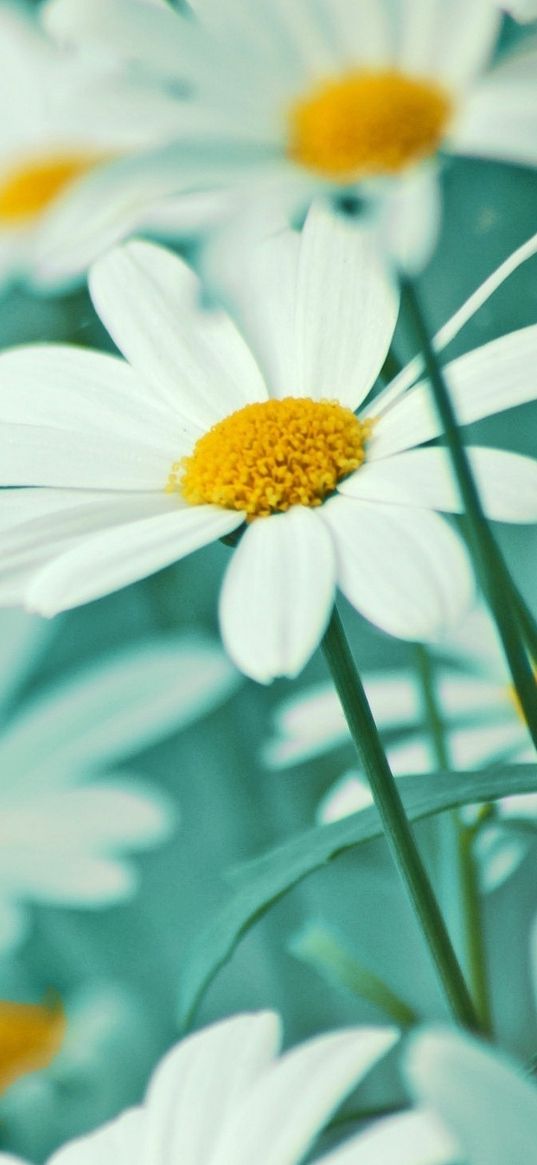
left=0, top=153, right=102, bottom=224
left=0, top=995, right=66, bottom=1093
left=287, top=69, right=452, bottom=180
left=169, top=397, right=372, bottom=519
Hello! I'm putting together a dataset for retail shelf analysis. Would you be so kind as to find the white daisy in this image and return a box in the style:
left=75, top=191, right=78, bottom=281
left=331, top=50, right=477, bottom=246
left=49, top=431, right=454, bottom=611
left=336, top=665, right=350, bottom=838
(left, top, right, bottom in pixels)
left=0, top=0, right=222, bottom=292
left=404, top=1025, right=537, bottom=1164
left=44, top=0, right=537, bottom=269
left=0, top=1011, right=456, bottom=1165
left=2, top=205, right=537, bottom=681
left=0, top=625, right=240, bottom=951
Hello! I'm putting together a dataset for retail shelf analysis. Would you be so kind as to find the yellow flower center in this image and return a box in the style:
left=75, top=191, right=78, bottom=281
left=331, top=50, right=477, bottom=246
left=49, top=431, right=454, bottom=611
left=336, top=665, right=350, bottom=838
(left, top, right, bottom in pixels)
left=169, top=397, right=372, bottom=519
left=0, top=996, right=65, bottom=1092
left=287, top=69, right=452, bottom=180
left=0, top=153, right=102, bottom=224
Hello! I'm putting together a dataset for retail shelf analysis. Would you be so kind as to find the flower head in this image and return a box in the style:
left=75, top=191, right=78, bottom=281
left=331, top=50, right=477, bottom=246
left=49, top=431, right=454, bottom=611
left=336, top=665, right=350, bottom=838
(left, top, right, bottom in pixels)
left=44, top=0, right=537, bottom=269
left=2, top=207, right=537, bottom=681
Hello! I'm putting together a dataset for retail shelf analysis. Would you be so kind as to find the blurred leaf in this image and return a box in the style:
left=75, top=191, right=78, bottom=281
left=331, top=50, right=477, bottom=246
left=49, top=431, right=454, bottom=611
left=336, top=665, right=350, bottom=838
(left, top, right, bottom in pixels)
left=177, top=764, right=537, bottom=1027
left=289, top=923, right=418, bottom=1027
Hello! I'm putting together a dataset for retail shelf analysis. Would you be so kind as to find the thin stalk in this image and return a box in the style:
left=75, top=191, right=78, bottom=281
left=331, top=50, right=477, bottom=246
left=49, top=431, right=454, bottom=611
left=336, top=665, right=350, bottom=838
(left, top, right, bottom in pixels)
left=401, top=279, right=537, bottom=752
left=458, top=824, right=493, bottom=1033
left=414, top=644, right=492, bottom=1034
left=322, top=608, right=481, bottom=1031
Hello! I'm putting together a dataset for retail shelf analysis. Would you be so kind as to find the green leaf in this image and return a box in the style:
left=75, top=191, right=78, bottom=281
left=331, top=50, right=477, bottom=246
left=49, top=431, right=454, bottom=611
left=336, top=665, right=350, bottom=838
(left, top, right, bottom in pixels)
left=289, top=923, right=419, bottom=1027
left=177, top=765, right=537, bottom=1028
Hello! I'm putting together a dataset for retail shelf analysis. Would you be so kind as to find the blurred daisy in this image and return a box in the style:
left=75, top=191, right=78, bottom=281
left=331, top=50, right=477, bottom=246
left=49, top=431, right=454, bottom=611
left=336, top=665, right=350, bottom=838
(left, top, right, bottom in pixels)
left=404, top=1025, right=537, bottom=1164
left=0, top=1011, right=456, bottom=1165
left=0, top=0, right=222, bottom=292
left=45, top=0, right=537, bottom=269
left=0, top=626, right=240, bottom=950
left=0, top=995, right=65, bottom=1094
left=266, top=605, right=536, bottom=889
left=2, top=206, right=537, bottom=680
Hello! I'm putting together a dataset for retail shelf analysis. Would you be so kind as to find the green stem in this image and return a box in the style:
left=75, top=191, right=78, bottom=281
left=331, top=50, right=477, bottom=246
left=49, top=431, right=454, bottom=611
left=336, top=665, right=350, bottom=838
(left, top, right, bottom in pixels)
left=458, top=824, right=493, bottom=1033
left=401, top=279, right=537, bottom=753
left=413, top=644, right=492, bottom=1034
left=322, top=608, right=481, bottom=1031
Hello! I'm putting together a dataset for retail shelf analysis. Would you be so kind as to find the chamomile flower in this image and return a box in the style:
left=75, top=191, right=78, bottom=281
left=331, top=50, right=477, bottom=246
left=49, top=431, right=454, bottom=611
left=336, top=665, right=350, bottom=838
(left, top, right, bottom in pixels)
left=404, top=1026, right=537, bottom=1164
left=0, top=624, right=240, bottom=950
left=0, top=0, right=219, bottom=292
left=2, top=205, right=537, bottom=681
left=45, top=0, right=537, bottom=269
left=0, top=1012, right=455, bottom=1165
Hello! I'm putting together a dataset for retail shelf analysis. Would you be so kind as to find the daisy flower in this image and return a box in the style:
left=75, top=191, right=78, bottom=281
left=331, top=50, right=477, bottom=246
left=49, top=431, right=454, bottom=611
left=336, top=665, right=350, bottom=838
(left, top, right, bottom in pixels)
left=0, top=1011, right=456, bottom=1165
left=44, top=0, right=537, bottom=269
left=0, top=995, right=65, bottom=1095
left=0, top=624, right=240, bottom=951
left=404, top=1025, right=537, bottom=1164
left=0, top=0, right=224, bottom=292
left=2, top=205, right=537, bottom=681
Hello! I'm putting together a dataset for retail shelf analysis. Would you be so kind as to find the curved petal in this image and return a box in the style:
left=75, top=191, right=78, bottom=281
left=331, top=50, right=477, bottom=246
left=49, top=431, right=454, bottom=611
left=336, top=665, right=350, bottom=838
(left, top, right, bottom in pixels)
left=43, top=0, right=194, bottom=80
left=370, top=325, right=537, bottom=459
left=316, top=1107, right=457, bottom=1165
left=374, top=167, right=441, bottom=276
left=0, top=632, right=240, bottom=781
left=395, top=0, right=500, bottom=91
left=405, top=1028, right=537, bottom=1165
left=451, top=51, right=537, bottom=168
left=294, top=202, right=398, bottom=408
left=49, top=1110, right=143, bottom=1165
left=90, top=241, right=268, bottom=431
left=321, top=497, right=474, bottom=639
left=219, top=507, right=336, bottom=682
left=143, top=1014, right=281, bottom=1165
left=340, top=447, right=537, bottom=523
left=209, top=1027, right=399, bottom=1165
left=26, top=505, right=243, bottom=616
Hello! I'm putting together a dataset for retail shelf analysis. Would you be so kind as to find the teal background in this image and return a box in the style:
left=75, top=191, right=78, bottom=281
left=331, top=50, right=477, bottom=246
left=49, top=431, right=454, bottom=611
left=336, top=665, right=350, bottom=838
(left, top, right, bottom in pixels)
left=0, top=7, right=536, bottom=1160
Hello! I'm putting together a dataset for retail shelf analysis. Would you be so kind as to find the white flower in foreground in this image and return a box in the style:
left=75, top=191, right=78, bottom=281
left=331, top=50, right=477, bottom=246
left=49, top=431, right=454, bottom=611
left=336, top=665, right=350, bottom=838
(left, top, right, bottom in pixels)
left=2, top=206, right=537, bottom=681
left=0, top=1011, right=456, bottom=1165
left=404, top=1025, right=537, bottom=1164
left=45, top=0, right=537, bottom=269
left=0, top=627, right=240, bottom=951
left=0, top=0, right=222, bottom=291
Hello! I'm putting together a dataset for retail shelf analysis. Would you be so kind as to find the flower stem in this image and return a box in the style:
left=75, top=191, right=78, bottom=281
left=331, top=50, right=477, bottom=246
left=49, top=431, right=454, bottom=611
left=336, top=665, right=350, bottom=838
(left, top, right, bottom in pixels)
left=401, top=278, right=537, bottom=753
left=413, top=644, right=492, bottom=1034
left=322, top=608, right=481, bottom=1031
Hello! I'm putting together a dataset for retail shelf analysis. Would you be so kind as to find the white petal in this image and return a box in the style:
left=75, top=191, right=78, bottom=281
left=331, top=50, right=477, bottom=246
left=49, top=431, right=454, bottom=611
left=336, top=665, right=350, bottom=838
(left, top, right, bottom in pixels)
left=0, top=493, right=182, bottom=608
left=90, top=241, right=268, bottom=431
left=395, top=0, right=499, bottom=90
left=0, top=633, right=239, bottom=781
left=209, top=1027, right=399, bottom=1165
left=43, top=0, right=193, bottom=80
left=452, top=53, right=537, bottom=168
left=341, top=447, right=537, bottom=523
left=219, top=508, right=336, bottom=682
left=370, top=325, right=537, bottom=459
left=375, top=167, right=441, bottom=276
left=405, top=1027, right=537, bottom=1165
left=263, top=672, right=420, bottom=768
left=294, top=203, right=398, bottom=409
left=2, top=852, right=137, bottom=906
left=49, top=1109, right=142, bottom=1165
left=322, top=497, right=474, bottom=639
left=143, top=1014, right=281, bottom=1165
left=448, top=721, right=526, bottom=768
left=317, top=773, right=374, bottom=823
left=26, top=505, right=242, bottom=616
left=0, top=900, right=29, bottom=955
left=474, top=824, right=530, bottom=892
left=316, top=1108, right=457, bottom=1165
left=436, top=672, right=508, bottom=720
